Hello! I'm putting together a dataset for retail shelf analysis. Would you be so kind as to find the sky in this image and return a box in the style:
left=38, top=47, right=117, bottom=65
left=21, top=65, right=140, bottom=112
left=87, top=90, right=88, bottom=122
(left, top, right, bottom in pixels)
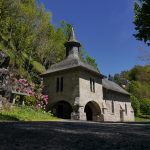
left=38, top=0, right=149, bottom=76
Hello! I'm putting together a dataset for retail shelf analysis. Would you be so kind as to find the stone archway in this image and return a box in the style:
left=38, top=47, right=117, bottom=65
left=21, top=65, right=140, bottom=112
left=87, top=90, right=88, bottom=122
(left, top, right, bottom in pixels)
left=84, top=101, right=103, bottom=121
left=52, top=101, right=73, bottom=119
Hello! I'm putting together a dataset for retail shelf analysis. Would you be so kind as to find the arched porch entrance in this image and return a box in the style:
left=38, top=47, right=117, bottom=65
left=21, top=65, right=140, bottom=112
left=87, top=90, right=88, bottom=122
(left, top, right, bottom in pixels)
left=84, top=101, right=103, bottom=121
left=52, top=101, right=73, bottom=119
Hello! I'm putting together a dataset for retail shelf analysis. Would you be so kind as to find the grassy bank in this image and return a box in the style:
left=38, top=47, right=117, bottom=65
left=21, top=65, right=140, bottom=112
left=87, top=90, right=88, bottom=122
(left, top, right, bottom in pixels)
left=0, top=106, right=59, bottom=121
left=135, top=114, right=150, bottom=122
left=135, top=117, right=150, bottom=122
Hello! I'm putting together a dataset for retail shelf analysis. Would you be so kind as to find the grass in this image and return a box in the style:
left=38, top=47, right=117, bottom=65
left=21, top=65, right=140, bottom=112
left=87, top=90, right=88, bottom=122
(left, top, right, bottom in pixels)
left=135, top=114, right=150, bottom=122
left=135, top=117, right=150, bottom=122
left=0, top=106, right=59, bottom=121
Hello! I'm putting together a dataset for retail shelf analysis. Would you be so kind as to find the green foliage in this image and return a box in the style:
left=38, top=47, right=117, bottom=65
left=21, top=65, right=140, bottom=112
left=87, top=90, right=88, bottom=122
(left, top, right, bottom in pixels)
left=114, top=71, right=129, bottom=86
left=79, top=48, right=99, bottom=70
left=24, top=96, right=36, bottom=106
left=135, top=116, right=150, bottom=121
left=130, top=95, right=140, bottom=116
left=128, top=66, right=150, bottom=99
left=134, top=0, right=150, bottom=46
left=0, top=0, right=66, bottom=83
left=140, top=98, right=150, bottom=115
left=114, top=65, right=150, bottom=116
left=0, top=106, right=59, bottom=121
left=129, top=81, right=150, bottom=99
left=138, top=114, right=150, bottom=120
left=128, top=65, right=150, bottom=83
left=15, top=95, right=20, bottom=104
left=60, top=20, right=72, bottom=40
left=114, top=65, right=150, bottom=99
left=86, top=56, right=98, bottom=70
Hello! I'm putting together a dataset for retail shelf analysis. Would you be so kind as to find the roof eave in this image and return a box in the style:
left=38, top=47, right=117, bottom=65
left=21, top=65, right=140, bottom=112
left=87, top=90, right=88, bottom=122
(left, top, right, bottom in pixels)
left=41, top=65, right=105, bottom=78
left=103, top=87, right=130, bottom=96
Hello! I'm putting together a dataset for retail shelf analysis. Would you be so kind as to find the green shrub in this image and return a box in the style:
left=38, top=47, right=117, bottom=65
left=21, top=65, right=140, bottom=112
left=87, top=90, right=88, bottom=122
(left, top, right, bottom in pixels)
left=15, top=95, right=20, bottom=104
left=130, top=95, right=140, bottom=116
left=24, top=96, right=36, bottom=106
left=140, top=98, right=150, bottom=115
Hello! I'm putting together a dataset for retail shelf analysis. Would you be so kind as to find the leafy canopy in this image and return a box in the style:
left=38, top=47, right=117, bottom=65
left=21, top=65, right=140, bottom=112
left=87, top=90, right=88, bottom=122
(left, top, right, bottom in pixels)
left=0, top=0, right=66, bottom=83
left=134, top=0, right=150, bottom=46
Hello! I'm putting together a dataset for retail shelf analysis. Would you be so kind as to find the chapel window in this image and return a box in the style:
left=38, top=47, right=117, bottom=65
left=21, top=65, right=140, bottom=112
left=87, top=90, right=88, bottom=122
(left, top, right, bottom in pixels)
left=93, top=79, right=95, bottom=92
left=125, top=104, right=127, bottom=115
left=90, top=78, right=92, bottom=92
left=56, top=77, right=59, bottom=92
left=112, top=100, right=114, bottom=113
left=56, top=77, right=64, bottom=92
left=90, top=78, right=95, bottom=93
left=61, top=77, right=63, bottom=92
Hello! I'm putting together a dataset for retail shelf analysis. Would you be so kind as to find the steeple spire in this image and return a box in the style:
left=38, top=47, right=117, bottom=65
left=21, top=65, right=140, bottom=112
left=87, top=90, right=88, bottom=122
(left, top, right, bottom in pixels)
left=68, top=27, right=77, bottom=42
left=65, top=27, right=81, bottom=58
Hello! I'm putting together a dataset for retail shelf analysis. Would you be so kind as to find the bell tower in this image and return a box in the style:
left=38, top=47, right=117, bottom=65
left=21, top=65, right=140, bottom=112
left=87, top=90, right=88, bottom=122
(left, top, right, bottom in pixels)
left=64, top=27, right=81, bottom=58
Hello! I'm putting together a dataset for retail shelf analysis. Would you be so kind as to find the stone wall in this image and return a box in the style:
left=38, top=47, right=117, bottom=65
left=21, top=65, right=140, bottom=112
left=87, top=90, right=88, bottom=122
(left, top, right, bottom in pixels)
left=43, top=68, right=80, bottom=107
left=78, top=70, right=105, bottom=120
left=103, top=90, right=134, bottom=122
left=0, top=95, right=11, bottom=110
left=79, top=70, right=103, bottom=105
left=0, top=95, right=2, bottom=109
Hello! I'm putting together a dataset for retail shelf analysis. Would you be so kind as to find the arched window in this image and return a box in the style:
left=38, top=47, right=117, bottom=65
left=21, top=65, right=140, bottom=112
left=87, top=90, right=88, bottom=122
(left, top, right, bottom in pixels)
left=125, top=104, right=127, bottom=115
left=112, top=100, right=114, bottom=113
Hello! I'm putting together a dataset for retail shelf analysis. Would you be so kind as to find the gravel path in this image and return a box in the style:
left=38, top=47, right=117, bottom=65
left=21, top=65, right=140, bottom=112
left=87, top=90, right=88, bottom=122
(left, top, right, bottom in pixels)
left=0, top=121, right=150, bottom=150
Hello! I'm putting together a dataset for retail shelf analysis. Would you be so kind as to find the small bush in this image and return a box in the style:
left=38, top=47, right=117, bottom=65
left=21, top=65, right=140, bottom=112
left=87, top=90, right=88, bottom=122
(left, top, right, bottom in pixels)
left=15, top=95, right=20, bottom=104
left=24, top=96, right=36, bottom=106
left=140, top=98, right=150, bottom=115
left=130, top=95, right=140, bottom=116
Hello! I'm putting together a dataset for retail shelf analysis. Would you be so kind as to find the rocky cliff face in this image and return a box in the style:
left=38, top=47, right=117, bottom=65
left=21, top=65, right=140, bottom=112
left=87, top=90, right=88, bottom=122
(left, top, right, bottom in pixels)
left=0, top=95, right=11, bottom=110
left=0, top=51, right=11, bottom=109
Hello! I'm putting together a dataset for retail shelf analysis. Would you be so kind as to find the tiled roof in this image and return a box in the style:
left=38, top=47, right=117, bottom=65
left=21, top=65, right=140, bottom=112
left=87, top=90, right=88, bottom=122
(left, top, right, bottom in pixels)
left=42, top=57, right=101, bottom=75
left=102, top=79, right=130, bottom=95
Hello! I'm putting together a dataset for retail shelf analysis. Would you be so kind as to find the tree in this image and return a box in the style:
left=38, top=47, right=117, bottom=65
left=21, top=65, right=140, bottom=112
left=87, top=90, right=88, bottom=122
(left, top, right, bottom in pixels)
left=130, top=95, right=140, bottom=116
left=114, top=71, right=129, bottom=87
left=140, top=98, right=150, bottom=115
left=134, top=0, right=150, bottom=46
left=114, top=65, right=150, bottom=115
left=0, top=0, right=66, bottom=82
left=60, top=20, right=72, bottom=40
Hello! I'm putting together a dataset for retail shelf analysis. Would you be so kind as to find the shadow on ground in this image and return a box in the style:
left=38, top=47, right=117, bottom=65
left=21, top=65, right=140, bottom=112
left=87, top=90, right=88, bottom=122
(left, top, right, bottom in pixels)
left=0, top=113, right=19, bottom=121
left=0, top=121, right=150, bottom=150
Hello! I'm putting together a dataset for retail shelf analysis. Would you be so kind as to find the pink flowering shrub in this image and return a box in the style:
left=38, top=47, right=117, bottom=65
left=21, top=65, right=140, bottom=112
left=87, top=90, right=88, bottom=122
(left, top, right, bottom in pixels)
left=13, top=78, right=34, bottom=96
left=12, top=77, right=48, bottom=110
left=35, top=94, right=48, bottom=110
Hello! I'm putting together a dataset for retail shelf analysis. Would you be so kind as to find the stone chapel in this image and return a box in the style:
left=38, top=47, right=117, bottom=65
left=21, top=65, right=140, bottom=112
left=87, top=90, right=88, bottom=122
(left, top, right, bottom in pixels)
left=42, top=28, right=134, bottom=122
